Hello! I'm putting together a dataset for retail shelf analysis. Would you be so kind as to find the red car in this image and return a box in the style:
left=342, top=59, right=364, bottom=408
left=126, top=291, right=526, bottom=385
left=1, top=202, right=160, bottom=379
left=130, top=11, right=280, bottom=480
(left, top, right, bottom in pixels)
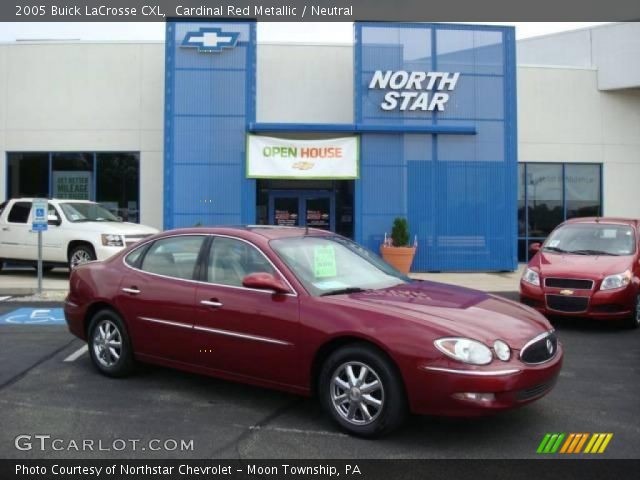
left=65, top=227, right=562, bottom=437
left=520, top=217, right=640, bottom=328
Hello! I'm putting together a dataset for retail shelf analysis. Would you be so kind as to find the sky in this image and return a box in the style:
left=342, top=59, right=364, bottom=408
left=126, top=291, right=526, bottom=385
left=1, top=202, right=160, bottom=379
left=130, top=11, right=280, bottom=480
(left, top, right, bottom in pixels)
left=0, top=22, right=610, bottom=43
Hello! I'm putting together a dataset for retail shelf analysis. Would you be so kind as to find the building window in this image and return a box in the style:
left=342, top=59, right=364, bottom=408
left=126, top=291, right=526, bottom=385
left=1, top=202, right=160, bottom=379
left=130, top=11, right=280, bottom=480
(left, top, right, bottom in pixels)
left=7, top=153, right=49, bottom=198
left=6, top=152, right=140, bottom=223
left=518, top=163, right=602, bottom=262
left=96, top=153, right=140, bottom=223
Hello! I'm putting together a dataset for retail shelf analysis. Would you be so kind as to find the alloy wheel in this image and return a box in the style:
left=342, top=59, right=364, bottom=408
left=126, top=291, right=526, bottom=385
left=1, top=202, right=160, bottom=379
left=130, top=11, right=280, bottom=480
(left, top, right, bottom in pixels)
left=636, top=295, right=640, bottom=326
left=330, top=361, right=385, bottom=426
left=92, top=319, right=122, bottom=368
left=70, top=249, right=93, bottom=268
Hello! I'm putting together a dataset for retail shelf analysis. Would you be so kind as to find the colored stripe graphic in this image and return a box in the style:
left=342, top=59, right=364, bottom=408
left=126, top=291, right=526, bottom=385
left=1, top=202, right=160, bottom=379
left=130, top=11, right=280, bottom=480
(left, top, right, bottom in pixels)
left=538, top=433, right=613, bottom=454
left=585, top=433, right=613, bottom=454
left=537, top=433, right=565, bottom=454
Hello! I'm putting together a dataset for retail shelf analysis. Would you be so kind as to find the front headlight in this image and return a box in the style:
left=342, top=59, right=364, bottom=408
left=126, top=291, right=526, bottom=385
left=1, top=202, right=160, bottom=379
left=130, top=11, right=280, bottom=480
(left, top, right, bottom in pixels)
left=101, top=234, right=124, bottom=247
left=434, top=338, right=493, bottom=365
left=522, top=267, right=540, bottom=286
left=493, top=340, right=511, bottom=361
left=600, top=270, right=632, bottom=291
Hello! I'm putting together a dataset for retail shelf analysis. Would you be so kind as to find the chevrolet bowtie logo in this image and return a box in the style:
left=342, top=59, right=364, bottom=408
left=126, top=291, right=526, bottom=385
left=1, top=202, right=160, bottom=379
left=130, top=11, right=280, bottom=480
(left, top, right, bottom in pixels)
left=182, top=28, right=240, bottom=53
left=559, top=289, right=574, bottom=296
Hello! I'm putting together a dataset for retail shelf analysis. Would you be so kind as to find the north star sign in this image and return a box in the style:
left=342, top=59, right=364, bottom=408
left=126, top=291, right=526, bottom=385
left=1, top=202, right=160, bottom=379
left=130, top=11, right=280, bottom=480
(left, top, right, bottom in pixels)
left=369, top=70, right=461, bottom=112
left=182, top=27, right=239, bottom=53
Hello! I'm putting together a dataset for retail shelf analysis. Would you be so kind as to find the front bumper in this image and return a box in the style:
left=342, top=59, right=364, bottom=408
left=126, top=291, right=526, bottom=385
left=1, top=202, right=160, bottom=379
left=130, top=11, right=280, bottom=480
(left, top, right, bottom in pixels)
left=520, top=280, right=635, bottom=320
left=94, top=244, right=126, bottom=262
left=407, top=344, right=563, bottom=416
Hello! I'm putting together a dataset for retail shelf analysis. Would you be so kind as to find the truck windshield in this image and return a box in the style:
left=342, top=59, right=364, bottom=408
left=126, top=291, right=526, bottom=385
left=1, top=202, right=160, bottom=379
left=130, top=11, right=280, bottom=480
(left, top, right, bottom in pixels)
left=60, top=203, right=121, bottom=223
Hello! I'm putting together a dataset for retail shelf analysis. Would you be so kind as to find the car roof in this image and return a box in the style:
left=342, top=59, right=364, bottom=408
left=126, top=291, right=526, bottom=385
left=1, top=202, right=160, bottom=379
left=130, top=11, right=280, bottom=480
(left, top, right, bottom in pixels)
left=159, top=225, right=337, bottom=240
left=563, top=217, right=639, bottom=227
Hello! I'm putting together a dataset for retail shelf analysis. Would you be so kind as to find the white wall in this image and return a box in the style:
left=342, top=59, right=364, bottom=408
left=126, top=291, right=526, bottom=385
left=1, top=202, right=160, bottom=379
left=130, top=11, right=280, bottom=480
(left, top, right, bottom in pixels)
left=517, top=22, right=640, bottom=91
left=257, top=43, right=353, bottom=124
left=518, top=65, right=640, bottom=218
left=0, top=41, right=165, bottom=229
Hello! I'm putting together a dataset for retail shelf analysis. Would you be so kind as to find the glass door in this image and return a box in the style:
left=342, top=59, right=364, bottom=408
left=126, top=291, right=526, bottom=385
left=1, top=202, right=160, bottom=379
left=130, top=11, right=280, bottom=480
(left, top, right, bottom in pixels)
left=268, top=191, right=335, bottom=232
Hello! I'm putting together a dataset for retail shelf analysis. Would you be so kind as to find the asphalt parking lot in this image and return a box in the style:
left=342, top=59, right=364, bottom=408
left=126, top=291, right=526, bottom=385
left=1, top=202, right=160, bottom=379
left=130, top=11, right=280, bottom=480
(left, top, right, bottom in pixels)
left=0, top=297, right=638, bottom=460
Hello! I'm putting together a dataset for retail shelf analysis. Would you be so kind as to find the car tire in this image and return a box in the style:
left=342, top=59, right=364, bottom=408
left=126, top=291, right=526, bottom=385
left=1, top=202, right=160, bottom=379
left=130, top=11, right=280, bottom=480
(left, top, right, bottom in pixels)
left=69, top=244, right=96, bottom=269
left=627, top=294, right=640, bottom=329
left=318, top=343, right=407, bottom=437
left=87, top=309, right=134, bottom=377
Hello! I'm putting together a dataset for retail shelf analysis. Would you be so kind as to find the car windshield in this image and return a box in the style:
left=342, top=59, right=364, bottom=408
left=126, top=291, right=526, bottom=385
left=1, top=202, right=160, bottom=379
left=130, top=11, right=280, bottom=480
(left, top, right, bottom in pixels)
left=543, top=223, right=636, bottom=256
left=270, top=235, right=410, bottom=296
left=59, top=202, right=121, bottom=223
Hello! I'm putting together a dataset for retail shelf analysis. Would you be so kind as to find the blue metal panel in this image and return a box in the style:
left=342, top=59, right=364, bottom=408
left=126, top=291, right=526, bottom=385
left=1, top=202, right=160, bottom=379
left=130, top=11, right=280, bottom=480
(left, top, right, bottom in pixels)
left=356, top=22, right=518, bottom=271
left=249, top=122, right=475, bottom=135
left=164, top=20, right=256, bottom=230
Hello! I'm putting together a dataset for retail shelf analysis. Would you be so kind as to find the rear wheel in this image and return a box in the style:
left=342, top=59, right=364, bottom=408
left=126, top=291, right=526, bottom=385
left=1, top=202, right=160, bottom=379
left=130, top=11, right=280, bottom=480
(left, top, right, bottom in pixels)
left=318, top=343, right=407, bottom=437
left=87, top=309, right=134, bottom=377
left=69, top=244, right=96, bottom=269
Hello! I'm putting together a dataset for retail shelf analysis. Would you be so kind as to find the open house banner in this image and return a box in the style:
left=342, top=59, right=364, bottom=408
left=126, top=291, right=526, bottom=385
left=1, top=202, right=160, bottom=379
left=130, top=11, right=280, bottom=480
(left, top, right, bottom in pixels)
left=246, top=135, right=359, bottom=179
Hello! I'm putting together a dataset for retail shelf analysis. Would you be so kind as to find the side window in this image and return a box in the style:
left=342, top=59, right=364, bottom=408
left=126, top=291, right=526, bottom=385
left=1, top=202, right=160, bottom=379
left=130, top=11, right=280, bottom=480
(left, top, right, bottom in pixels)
left=140, top=236, right=205, bottom=280
left=8, top=202, right=32, bottom=224
left=48, top=205, right=61, bottom=224
left=0, top=201, right=7, bottom=216
left=207, top=237, right=275, bottom=287
left=125, top=244, right=147, bottom=268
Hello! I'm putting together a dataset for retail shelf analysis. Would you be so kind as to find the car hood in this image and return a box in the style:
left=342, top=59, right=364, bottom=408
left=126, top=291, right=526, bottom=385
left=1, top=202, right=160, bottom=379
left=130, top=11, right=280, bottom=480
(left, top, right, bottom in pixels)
left=63, top=221, right=158, bottom=236
left=328, top=281, right=551, bottom=350
left=531, top=251, right=633, bottom=279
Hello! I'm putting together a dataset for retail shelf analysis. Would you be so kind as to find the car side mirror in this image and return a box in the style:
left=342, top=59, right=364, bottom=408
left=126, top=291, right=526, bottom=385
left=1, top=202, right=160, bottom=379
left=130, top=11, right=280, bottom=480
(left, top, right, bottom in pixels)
left=529, top=242, right=542, bottom=253
left=242, top=272, right=290, bottom=294
left=47, top=214, right=61, bottom=226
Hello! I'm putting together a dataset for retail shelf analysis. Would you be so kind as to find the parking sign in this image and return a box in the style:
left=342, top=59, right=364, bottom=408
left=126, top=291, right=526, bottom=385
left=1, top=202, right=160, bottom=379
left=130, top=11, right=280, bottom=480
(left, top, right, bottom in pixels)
left=32, top=198, right=48, bottom=232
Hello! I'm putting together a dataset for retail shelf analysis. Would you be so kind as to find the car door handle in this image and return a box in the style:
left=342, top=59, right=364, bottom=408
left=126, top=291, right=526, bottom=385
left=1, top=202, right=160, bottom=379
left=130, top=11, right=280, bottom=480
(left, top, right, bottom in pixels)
left=201, top=300, right=223, bottom=308
left=1, top=227, right=8, bottom=231
left=121, top=287, right=141, bottom=295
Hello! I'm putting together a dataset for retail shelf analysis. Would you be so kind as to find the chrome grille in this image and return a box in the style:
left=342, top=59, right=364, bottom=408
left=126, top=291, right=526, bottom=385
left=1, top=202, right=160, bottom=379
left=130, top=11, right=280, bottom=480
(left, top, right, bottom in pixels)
left=124, top=234, right=152, bottom=247
left=520, top=331, right=558, bottom=365
left=544, top=277, right=594, bottom=290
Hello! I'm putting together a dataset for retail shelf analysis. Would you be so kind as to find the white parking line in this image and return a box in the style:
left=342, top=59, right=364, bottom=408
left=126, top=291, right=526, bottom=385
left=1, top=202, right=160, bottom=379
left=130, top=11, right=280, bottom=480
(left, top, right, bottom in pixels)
left=234, top=424, right=348, bottom=438
left=63, top=345, right=88, bottom=362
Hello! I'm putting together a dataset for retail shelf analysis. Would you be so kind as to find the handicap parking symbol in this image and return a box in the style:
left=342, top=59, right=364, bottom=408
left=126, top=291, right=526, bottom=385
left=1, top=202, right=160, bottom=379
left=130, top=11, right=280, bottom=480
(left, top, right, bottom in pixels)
left=0, top=308, right=66, bottom=325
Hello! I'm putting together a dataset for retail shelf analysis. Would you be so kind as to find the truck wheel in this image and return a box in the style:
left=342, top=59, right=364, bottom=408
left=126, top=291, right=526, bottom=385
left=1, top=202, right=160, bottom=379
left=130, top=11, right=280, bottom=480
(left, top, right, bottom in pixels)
left=69, top=245, right=96, bottom=269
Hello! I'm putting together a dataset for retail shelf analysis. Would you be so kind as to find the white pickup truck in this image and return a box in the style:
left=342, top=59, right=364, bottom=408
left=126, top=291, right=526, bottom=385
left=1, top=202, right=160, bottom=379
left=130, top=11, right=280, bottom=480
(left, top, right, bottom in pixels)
left=0, top=198, right=158, bottom=270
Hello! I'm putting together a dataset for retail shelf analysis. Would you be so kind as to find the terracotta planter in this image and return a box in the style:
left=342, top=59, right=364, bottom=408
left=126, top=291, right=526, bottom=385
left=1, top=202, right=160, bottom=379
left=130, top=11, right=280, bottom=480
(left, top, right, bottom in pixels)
left=380, top=245, right=416, bottom=274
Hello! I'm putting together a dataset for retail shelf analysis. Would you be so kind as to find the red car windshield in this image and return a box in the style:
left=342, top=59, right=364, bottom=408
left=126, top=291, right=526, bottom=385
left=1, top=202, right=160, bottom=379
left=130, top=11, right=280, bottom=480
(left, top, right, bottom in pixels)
left=270, top=236, right=410, bottom=296
left=543, top=223, right=636, bottom=256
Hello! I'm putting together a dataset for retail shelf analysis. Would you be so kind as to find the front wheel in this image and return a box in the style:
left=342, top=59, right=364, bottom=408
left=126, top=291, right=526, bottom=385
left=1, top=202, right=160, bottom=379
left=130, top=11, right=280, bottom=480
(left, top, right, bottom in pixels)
left=627, top=294, right=640, bottom=329
left=88, top=309, right=134, bottom=377
left=318, top=344, right=407, bottom=437
left=69, top=244, right=96, bottom=269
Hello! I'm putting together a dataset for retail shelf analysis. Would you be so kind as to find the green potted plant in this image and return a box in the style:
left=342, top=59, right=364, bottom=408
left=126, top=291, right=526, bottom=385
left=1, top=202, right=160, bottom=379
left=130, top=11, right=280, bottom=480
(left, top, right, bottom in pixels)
left=380, top=217, right=417, bottom=274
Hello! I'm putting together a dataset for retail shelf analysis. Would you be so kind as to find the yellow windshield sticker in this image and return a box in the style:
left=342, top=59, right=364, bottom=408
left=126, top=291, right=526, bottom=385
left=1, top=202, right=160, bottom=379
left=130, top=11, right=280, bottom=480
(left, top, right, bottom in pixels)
left=314, top=245, right=337, bottom=278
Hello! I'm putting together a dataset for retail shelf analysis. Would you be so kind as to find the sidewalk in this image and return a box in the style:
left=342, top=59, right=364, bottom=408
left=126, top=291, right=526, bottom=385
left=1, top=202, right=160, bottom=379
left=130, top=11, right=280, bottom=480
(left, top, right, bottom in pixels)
left=0, top=265, right=524, bottom=302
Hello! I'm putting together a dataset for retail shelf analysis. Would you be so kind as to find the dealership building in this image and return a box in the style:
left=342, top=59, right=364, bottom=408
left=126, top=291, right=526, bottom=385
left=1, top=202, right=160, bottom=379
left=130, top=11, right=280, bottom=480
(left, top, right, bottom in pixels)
left=0, top=22, right=638, bottom=271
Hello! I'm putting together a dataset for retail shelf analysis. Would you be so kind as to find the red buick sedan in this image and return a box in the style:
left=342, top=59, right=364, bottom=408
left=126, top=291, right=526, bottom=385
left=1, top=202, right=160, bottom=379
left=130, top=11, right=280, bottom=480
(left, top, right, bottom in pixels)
left=65, top=227, right=562, bottom=436
left=520, top=218, right=640, bottom=328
